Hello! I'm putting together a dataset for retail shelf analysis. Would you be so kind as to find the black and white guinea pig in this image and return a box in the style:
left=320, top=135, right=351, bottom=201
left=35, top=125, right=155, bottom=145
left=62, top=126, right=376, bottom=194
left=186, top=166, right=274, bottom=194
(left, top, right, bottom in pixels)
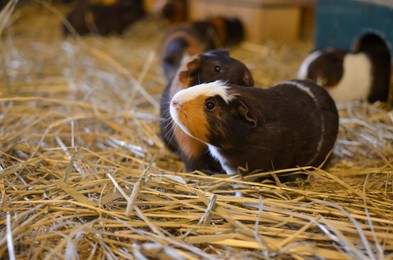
left=297, top=48, right=390, bottom=103
left=159, top=16, right=245, bottom=80
left=62, top=0, right=145, bottom=36
left=169, top=80, right=339, bottom=177
left=160, top=49, right=254, bottom=173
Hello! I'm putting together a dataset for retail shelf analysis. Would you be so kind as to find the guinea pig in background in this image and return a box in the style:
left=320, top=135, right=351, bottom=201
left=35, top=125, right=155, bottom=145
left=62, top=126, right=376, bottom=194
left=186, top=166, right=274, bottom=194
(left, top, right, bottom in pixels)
left=160, top=49, right=254, bottom=173
left=169, top=80, right=339, bottom=178
left=159, top=16, right=245, bottom=80
left=297, top=48, right=390, bottom=103
left=62, top=0, right=145, bottom=36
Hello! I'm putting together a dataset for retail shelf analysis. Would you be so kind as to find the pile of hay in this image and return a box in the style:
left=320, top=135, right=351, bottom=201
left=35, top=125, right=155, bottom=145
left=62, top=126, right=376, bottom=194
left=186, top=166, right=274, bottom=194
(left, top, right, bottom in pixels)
left=1, top=2, right=393, bottom=259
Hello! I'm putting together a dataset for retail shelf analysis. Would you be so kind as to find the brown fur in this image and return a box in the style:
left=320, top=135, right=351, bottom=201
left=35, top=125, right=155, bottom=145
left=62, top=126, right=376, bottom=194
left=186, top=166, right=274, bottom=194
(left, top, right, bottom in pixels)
left=209, top=17, right=227, bottom=48
left=173, top=126, right=206, bottom=160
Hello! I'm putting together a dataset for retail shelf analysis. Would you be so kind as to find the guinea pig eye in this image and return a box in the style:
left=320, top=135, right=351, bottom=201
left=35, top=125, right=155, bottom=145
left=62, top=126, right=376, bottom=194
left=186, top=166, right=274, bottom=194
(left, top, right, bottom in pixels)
left=214, top=65, right=221, bottom=73
left=204, top=101, right=215, bottom=110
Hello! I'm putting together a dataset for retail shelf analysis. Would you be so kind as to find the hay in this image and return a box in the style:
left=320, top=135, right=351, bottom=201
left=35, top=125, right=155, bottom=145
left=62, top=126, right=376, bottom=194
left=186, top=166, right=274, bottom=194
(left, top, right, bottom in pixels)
left=1, top=2, right=393, bottom=259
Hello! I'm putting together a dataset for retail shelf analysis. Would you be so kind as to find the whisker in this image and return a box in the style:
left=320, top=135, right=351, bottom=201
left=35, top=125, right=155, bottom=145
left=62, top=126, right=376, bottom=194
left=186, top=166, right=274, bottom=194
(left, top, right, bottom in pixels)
left=162, top=117, right=176, bottom=140
left=159, top=105, right=185, bottom=153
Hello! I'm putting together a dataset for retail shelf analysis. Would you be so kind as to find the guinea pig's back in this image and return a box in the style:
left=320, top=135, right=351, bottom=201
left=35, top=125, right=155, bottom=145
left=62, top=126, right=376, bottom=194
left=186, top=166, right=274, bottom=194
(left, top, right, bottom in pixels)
left=271, top=80, right=339, bottom=167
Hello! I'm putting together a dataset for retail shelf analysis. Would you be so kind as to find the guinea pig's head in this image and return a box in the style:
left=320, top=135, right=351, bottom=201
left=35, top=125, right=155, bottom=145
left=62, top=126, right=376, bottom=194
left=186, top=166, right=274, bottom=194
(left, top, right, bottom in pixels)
left=170, top=80, right=257, bottom=148
left=297, top=49, right=346, bottom=87
left=178, top=49, right=254, bottom=89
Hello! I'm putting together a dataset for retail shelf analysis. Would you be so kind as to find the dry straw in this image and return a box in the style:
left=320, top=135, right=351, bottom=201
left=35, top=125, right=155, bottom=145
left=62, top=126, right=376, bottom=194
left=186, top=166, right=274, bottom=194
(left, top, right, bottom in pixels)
left=1, top=1, right=393, bottom=259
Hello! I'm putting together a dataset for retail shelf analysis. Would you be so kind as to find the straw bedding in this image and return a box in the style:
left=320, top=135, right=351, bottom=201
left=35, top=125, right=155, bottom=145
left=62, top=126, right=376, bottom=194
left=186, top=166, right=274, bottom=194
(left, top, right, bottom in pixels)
left=1, top=2, right=393, bottom=259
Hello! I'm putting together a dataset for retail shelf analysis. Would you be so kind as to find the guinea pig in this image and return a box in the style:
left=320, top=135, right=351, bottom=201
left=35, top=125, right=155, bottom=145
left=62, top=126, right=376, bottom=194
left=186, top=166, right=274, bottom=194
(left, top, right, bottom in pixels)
left=297, top=48, right=390, bottom=103
left=160, top=49, right=254, bottom=173
left=62, top=0, right=145, bottom=36
left=169, top=79, right=339, bottom=178
left=159, top=16, right=245, bottom=80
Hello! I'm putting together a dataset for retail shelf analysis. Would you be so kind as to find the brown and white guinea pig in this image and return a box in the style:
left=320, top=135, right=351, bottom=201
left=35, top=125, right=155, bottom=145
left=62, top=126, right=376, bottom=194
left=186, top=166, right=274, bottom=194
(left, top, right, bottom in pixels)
left=62, top=0, right=145, bottom=36
left=297, top=48, right=390, bottom=103
left=160, top=49, right=254, bottom=173
left=169, top=80, right=339, bottom=178
left=159, top=16, right=245, bottom=80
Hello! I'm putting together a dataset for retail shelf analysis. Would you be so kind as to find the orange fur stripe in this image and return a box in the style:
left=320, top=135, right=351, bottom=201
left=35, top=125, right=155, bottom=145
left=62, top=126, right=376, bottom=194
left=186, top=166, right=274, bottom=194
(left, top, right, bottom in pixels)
left=173, top=125, right=207, bottom=159
left=177, top=95, right=209, bottom=143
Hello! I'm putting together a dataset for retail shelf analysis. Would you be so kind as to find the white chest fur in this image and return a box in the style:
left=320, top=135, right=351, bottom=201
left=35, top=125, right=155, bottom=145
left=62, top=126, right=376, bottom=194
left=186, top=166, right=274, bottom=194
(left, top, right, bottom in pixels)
left=208, top=145, right=237, bottom=175
left=328, top=53, right=372, bottom=102
left=209, top=145, right=242, bottom=197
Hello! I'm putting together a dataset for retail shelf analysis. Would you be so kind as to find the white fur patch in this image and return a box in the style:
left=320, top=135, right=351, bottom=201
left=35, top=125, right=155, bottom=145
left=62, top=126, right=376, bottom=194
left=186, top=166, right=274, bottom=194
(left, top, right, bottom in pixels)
left=171, top=80, right=236, bottom=105
left=297, top=50, right=323, bottom=79
left=327, top=53, right=372, bottom=102
left=208, top=145, right=237, bottom=175
left=282, top=80, right=318, bottom=103
left=209, top=145, right=242, bottom=197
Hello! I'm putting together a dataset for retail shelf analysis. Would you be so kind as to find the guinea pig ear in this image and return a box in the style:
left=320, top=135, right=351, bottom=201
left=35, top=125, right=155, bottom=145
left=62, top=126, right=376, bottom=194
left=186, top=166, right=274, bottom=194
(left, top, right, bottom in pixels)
left=186, top=56, right=202, bottom=71
left=243, top=73, right=254, bottom=86
left=179, top=56, right=202, bottom=86
left=236, top=101, right=257, bottom=128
